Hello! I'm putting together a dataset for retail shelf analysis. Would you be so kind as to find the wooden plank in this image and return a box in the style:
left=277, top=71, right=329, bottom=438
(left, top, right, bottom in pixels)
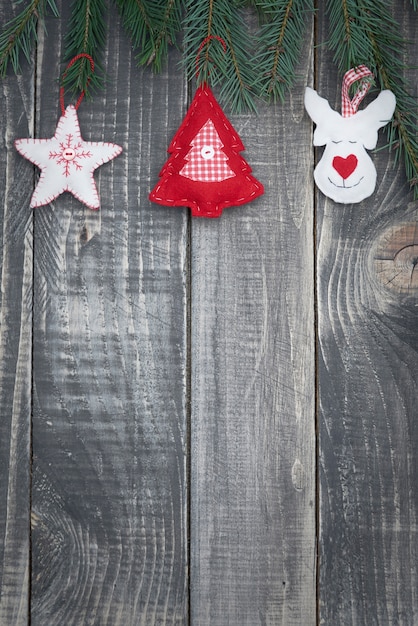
left=317, top=2, right=418, bottom=623
left=190, top=28, right=316, bottom=626
left=30, top=3, right=189, bottom=624
left=0, top=2, right=34, bottom=623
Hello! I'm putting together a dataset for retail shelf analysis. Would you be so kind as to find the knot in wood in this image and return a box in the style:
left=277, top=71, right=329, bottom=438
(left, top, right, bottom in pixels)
left=374, top=223, right=418, bottom=295
left=79, top=224, right=89, bottom=245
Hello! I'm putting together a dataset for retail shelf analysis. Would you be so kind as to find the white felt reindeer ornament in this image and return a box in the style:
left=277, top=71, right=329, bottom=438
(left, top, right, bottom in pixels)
left=304, top=66, right=396, bottom=203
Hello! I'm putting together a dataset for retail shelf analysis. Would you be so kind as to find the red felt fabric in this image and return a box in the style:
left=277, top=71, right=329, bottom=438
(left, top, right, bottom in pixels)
left=149, top=83, right=264, bottom=218
left=332, top=154, right=358, bottom=180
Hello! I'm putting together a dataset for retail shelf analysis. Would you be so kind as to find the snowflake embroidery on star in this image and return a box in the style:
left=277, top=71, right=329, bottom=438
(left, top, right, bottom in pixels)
left=49, top=133, right=92, bottom=177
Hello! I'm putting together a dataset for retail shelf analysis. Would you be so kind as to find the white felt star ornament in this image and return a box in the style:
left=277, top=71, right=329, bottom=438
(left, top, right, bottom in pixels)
left=15, top=104, right=122, bottom=209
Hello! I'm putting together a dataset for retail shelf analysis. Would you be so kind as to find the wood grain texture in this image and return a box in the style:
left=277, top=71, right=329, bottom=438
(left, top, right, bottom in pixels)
left=2, top=1, right=418, bottom=623
left=190, top=28, right=316, bottom=626
left=0, top=2, right=34, bottom=623
left=317, top=3, right=418, bottom=624
left=30, top=4, right=188, bottom=624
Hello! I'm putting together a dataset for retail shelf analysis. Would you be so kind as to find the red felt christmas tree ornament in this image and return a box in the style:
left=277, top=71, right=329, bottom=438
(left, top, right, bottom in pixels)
left=149, top=37, right=264, bottom=218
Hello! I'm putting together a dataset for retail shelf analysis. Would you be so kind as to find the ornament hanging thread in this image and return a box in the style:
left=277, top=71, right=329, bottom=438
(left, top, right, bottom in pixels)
left=15, top=54, right=123, bottom=210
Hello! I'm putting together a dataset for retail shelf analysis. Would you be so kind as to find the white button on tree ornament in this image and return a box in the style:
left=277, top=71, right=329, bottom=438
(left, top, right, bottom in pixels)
left=305, top=66, right=396, bottom=204
left=15, top=54, right=122, bottom=210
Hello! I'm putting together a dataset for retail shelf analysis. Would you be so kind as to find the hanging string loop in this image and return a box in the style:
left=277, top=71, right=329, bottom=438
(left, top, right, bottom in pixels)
left=59, top=53, right=95, bottom=115
left=341, top=65, right=374, bottom=117
left=195, top=35, right=227, bottom=80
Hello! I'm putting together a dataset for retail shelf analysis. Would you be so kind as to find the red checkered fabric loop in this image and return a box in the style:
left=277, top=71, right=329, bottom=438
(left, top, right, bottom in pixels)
left=179, top=120, right=235, bottom=182
left=341, top=65, right=374, bottom=118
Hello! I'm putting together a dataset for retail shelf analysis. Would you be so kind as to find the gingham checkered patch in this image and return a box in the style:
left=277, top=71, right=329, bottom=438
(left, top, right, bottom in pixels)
left=341, top=65, right=374, bottom=117
left=179, top=120, right=235, bottom=182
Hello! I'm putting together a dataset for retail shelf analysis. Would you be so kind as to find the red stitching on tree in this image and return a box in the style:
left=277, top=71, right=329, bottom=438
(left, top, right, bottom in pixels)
left=149, top=83, right=264, bottom=217
left=179, top=119, right=235, bottom=182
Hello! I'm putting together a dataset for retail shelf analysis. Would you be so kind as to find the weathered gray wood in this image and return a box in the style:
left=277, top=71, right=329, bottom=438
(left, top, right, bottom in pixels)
left=190, top=27, right=317, bottom=626
left=2, top=1, right=418, bottom=623
left=0, top=3, right=34, bottom=623
left=317, top=2, right=418, bottom=624
left=30, top=3, right=189, bottom=624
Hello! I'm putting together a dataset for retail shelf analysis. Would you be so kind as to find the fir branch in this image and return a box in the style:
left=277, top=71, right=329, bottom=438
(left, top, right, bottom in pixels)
left=183, top=0, right=258, bottom=112
left=140, top=0, right=182, bottom=71
left=326, top=0, right=374, bottom=69
left=0, top=0, right=59, bottom=77
left=252, top=0, right=314, bottom=103
left=115, top=0, right=182, bottom=72
left=114, top=0, right=154, bottom=56
left=370, top=44, right=418, bottom=198
left=326, top=0, right=418, bottom=198
left=63, top=0, right=107, bottom=96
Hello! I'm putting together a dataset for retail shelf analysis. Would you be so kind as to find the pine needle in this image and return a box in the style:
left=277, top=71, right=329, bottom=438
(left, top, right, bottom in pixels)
left=63, top=0, right=108, bottom=97
left=115, top=0, right=182, bottom=72
left=183, top=0, right=258, bottom=113
left=0, top=0, right=59, bottom=77
left=252, top=0, right=314, bottom=103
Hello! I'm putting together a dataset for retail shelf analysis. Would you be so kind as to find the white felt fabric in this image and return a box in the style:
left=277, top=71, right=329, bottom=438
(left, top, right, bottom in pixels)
left=304, top=87, right=396, bottom=203
left=15, top=105, right=122, bottom=209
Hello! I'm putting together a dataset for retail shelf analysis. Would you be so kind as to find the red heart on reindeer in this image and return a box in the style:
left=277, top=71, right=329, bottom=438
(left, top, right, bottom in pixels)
left=332, top=154, right=358, bottom=180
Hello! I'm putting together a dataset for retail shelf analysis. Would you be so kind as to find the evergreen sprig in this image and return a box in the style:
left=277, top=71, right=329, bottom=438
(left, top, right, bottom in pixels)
left=326, top=0, right=418, bottom=198
left=116, top=0, right=183, bottom=73
left=183, top=0, right=258, bottom=112
left=252, top=0, right=314, bottom=103
left=62, top=0, right=108, bottom=96
left=0, top=0, right=59, bottom=77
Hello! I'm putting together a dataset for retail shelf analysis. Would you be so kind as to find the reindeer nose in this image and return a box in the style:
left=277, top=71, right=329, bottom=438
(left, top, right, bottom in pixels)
left=332, top=154, right=358, bottom=179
